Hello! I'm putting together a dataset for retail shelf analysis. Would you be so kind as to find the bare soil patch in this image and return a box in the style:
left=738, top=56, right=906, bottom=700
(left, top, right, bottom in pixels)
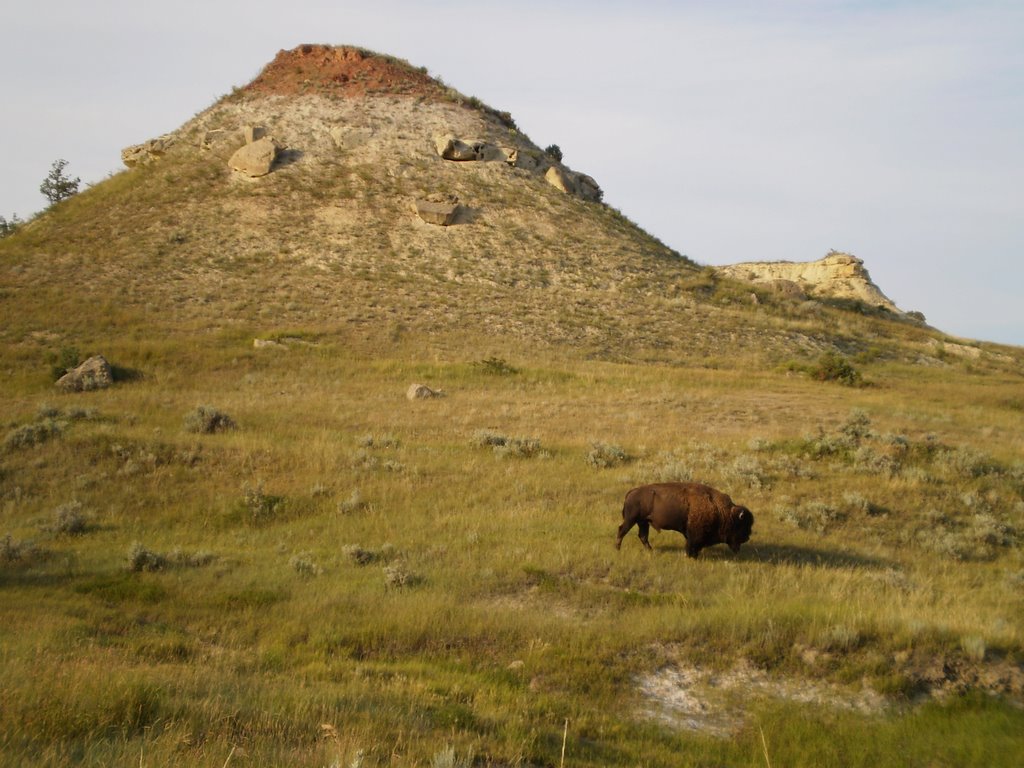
left=243, top=44, right=447, bottom=100
left=639, top=661, right=889, bottom=736
left=640, top=654, right=1024, bottom=736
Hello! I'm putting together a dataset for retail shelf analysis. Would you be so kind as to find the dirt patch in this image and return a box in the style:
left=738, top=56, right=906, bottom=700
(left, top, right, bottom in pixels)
left=640, top=656, right=1024, bottom=736
left=243, top=44, right=448, bottom=100
left=639, top=662, right=888, bottom=736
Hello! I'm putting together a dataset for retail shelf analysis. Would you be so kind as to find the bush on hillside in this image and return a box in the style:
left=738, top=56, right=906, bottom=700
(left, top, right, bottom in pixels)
left=0, top=213, right=22, bottom=238
left=40, top=159, right=80, bottom=205
left=184, top=405, right=236, bottom=434
left=544, top=144, right=563, bottom=162
left=810, top=352, right=863, bottom=386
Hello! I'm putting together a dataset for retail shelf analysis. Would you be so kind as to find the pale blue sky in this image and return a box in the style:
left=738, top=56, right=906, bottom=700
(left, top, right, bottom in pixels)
left=3, top=1, right=1022, bottom=346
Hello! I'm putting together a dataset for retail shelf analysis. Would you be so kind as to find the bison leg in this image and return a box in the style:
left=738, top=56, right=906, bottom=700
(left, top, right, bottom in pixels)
left=638, top=521, right=652, bottom=550
left=615, top=518, right=635, bottom=549
left=685, top=540, right=701, bottom=559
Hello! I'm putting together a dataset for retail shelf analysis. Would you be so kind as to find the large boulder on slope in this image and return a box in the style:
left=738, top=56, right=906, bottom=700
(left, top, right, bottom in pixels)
left=229, top=136, right=281, bottom=177
left=56, top=355, right=113, bottom=393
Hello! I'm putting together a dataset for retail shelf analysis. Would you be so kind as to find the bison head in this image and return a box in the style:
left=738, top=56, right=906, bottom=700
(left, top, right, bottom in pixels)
left=726, top=505, right=754, bottom=553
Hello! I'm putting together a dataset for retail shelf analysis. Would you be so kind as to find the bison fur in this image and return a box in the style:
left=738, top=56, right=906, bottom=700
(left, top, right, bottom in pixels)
left=615, top=482, right=754, bottom=558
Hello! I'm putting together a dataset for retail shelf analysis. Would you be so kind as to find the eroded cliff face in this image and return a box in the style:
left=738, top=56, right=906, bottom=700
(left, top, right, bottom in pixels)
left=715, top=252, right=901, bottom=313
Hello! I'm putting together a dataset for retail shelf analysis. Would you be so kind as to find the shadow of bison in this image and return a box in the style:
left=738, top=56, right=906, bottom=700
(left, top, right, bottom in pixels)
left=616, top=482, right=753, bottom=558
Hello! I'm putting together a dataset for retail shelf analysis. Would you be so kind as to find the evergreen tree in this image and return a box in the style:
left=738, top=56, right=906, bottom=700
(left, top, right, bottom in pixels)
left=40, top=159, right=80, bottom=205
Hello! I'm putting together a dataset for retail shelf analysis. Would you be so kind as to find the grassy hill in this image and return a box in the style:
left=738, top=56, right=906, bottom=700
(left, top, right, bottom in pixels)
left=1, top=45, right=1022, bottom=767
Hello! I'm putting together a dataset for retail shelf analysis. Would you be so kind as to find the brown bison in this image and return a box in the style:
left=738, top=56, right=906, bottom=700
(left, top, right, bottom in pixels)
left=615, top=482, right=754, bottom=558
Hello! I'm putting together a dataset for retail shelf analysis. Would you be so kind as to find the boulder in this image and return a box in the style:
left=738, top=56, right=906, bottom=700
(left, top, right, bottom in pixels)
left=407, top=383, right=444, bottom=400
left=414, top=195, right=460, bottom=226
left=56, top=355, right=113, bottom=393
left=121, top=136, right=173, bottom=168
left=545, top=165, right=573, bottom=194
left=433, top=134, right=507, bottom=162
left=241, top=124, right=266, bottom=144
left=510, top=149, right=546, bottom=172
left=228, top=136, right=280, bottom=177
left=574, top=173, right=603, bottom=203
left=434, top=134, right=481, bottom=161
left=545, top=166, right=603, bottom=202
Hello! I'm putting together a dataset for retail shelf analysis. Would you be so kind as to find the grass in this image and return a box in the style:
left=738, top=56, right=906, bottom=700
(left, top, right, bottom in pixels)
left=0, top=337, right=1021, bottom=766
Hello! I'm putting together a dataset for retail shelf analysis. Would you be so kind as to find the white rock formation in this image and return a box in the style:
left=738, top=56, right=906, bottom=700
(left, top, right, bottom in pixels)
left=716, top=252, right=900, bottom=312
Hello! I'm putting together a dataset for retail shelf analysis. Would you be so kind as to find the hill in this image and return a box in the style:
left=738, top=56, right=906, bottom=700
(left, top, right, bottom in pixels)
left=1, top=45, right=1022, bottom=767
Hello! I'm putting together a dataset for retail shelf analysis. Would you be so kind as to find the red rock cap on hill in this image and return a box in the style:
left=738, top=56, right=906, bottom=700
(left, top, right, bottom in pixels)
left=242, top=43, right=447, bottom=99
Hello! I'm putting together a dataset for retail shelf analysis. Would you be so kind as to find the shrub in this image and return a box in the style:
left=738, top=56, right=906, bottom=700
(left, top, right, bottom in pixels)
left=1, top=534, right=39, bottom=565
left=472, top=356, right=519, bottom=376
left=841, top=492, right=881, bottom=516
left=3, top=420, right=63, bottom=452
left=810, top=352, right=862, bottom=386
left=290, top=552, right=321, bottom=577
left=493, top=437, right=543, bottom=459
left=728, top=454, right=767, bottom=490
left=40, top=159, right=80, bottom=205
left=242, top=483, right=283, bottom=524
left=53, top=501, right=88, bottom=535
left=384, top=563, right=418, bottom=589
left=338, top=489, right=367, bottom=514
left=49, top=346, right=81, bottom=381
left=776, top=501, right=845, bottom=534
left=127, top=542, right=167, bottom=572
left=935, top=446, right=998, bottom=479
left=643, top=452, right=693, bottom=483
left=471, top=430, right=544, bottom=459
left=343, top=544, right=377, bottom=565
left=168, top=548, right=216, bottom=568
left=184, top=405, right=236, bottom=434
left=543, top=144, right=563, bottom=162
left=471, top=429, right=508, bottom=448
left=0, top=213, right=22, bottom=238
left=586, top=442, right=631, bottom=468
left=839, top=409, right=872, bottom=445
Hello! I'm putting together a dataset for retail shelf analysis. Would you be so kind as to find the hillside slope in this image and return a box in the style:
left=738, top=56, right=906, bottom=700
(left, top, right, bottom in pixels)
left=3, top=44, right=1015, bottom=371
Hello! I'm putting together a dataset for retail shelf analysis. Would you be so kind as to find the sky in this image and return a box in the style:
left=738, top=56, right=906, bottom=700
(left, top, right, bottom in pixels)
left=3, top=1, right=1022, bottom=346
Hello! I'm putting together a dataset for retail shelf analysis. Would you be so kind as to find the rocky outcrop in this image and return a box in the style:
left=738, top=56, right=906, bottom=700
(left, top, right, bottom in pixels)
left=544, top=166, right=602, bottom=202
left=229, top=136, right=281, bottom=177
left=242, top=125, right=267, bottom=144
left=56, top=355, right=113, bottom=393
left=121, top=136, right=173, bottom=167
left=414, top=196, right=460, bottom=226
left=716, top=252, right=900, bottom=312
left=435, top=134, right=601, bottom=202
left=433, top=134, right=512, bottom=163
left=406, top=383, right=444, bottom=400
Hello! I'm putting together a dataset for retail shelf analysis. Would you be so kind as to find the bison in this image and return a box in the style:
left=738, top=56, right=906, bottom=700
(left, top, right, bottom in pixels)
left=615, top=482, right=754, bottom=558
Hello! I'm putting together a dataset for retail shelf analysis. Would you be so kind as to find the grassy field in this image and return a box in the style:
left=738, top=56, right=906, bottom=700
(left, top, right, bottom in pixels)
left=1, top=328, right=1022, bottom=767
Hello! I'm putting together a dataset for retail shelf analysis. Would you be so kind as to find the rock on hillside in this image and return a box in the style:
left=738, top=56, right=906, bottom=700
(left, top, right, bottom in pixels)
left=715, top=251, right=902, bottom=313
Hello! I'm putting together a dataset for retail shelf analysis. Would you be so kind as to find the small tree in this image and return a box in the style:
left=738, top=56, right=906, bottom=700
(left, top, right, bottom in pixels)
left=40, top=159, right=80, bottom=205
left=0, top=213, right=22, bottom=238
left=544, top=144, right=563, bottom=162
